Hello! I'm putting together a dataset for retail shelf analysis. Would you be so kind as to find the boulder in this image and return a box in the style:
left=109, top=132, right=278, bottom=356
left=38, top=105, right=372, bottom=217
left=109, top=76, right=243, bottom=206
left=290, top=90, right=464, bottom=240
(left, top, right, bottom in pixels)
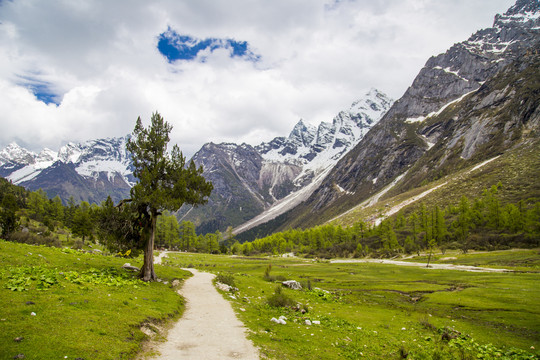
left=282, top=280, right=302, bottom=290
left=122, top=263, right=140, bottom=272
left=271, top=317, right=287, bottom=325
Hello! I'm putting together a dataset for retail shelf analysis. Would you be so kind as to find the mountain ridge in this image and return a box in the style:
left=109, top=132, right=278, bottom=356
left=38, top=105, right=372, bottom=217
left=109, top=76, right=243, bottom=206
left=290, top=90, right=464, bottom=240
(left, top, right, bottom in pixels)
left=0, top=136, right=134, bottom=203
left=235, top=0, right=540, bottom=239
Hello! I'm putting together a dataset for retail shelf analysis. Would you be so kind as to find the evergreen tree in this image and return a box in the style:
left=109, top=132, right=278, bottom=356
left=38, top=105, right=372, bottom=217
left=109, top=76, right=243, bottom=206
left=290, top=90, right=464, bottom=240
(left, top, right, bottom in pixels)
left=126, top=112, right=213, bottom=281
left=71, top=201, right=94, bottom=243
left=0, top=193, right=19, bottom=239
left=180, top=221, right=197, bottom=251
left=96, top=196, right=144, bottom=256
left=156, top=210, right=180, bottom=249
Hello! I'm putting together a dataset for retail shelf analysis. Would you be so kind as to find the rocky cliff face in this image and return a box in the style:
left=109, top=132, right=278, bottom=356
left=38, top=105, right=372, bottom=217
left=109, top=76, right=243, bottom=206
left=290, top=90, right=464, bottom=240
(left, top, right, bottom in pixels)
left=241, top=0, right=540, bottom=234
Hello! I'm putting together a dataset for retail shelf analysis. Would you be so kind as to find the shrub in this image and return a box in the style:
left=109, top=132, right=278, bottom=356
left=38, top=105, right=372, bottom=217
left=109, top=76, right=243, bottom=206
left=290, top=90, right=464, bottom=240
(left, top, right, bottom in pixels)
left=300, top=279, right=312, bottom=291
left=8, top=231, right=61, bottom=247
left=72, top=239, right=84, bottom=250
left=263, top=264, right=287, bottom=282
left=215, top=272, right=236, bottom=287
left=267, top=285, right=295, bottom=308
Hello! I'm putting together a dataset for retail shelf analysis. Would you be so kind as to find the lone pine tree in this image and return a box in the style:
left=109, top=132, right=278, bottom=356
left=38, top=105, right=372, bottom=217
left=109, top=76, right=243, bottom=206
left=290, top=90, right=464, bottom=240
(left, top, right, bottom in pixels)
left=126, top=112, right=212, bottom=281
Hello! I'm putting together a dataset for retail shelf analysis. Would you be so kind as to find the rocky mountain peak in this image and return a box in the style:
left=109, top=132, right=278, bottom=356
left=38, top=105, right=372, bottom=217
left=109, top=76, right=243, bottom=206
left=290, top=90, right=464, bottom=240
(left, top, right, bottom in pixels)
left=58, top=142, right=84, bottom=163
left=288, top=119, right=317, bottom=147
left=36, top=148, right=58, bottom=163
left=0, top=142, right=36, bottom=166
left=505, top=0, right=539, bottom=16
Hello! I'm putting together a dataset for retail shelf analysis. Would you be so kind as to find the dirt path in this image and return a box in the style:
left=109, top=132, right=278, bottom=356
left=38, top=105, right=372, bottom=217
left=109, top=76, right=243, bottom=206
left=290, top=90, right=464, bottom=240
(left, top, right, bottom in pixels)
left=329, top=258, right=514, bottom=273
left=151, top=254, right=259, bottom=359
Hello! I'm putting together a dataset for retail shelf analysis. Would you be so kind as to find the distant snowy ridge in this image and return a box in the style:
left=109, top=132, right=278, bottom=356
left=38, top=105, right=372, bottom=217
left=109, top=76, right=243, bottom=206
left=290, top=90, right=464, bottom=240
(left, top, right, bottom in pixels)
left=0, top=136, right=134, bottom=188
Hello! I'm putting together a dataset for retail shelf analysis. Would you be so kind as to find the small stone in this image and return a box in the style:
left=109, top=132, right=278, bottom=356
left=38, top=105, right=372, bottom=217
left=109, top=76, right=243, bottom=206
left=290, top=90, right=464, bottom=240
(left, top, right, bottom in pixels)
left=13, top=355, right=25, bottom=359
left=25, top=301, right=35, bottom=305
left=305, top=320, right=312, bottom=326
left=401, top=327, right=406, bottom=330
left=30, top=312, right=36, bottom=316
left=14, top=337, right=24, bottom=342
left=239, top=308, right=246, bottom=312
left=172, top=280, right=180, bottom=287
left=279, top=315, right=287, bottom=321
left=312, top=320, right=320, bottom=325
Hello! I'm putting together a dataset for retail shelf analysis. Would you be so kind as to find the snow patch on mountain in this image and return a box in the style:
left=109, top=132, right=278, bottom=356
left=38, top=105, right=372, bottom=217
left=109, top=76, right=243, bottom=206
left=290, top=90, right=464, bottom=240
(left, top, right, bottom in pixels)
left=405, top=89, right=478, bottom=124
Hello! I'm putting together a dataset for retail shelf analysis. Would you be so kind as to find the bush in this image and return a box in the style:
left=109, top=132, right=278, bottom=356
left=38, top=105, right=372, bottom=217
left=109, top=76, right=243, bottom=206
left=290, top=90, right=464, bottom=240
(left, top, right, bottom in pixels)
left=300, top=279, right=312, bottom=291
left=263, top=264, right=287, bottom=282
left=72, top=239, right=84, bottom=250
left=215, top=272, right=236, bottom=287
left=267, top=285, right=295, bottom=308
left=8, top=231, right=61, bottom=247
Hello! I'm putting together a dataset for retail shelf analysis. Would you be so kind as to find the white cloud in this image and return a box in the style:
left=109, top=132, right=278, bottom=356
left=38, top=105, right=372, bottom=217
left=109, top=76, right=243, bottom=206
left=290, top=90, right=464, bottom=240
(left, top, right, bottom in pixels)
left=0, top=0, right=515, bottom=158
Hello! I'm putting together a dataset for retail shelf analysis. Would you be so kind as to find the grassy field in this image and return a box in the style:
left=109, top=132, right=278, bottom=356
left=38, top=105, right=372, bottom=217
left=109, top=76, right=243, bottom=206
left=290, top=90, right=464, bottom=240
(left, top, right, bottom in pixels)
left=163, top=251, right=540, bottom=359
left=0, top=240, right=191, bottom=360
left=1, top=242, right=538, bottom=359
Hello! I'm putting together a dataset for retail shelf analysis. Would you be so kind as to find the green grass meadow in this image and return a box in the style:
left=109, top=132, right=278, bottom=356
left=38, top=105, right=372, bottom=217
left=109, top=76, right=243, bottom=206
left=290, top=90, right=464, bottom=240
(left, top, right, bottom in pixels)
left=164, top=252, right=539, bottom=359
left=1, top=242, right=538, bottom=359
left=0, top=241, right=191, bottom=360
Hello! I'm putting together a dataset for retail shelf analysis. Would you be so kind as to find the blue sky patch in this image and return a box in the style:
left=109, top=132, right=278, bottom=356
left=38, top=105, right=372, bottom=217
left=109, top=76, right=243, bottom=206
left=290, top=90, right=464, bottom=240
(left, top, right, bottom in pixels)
left=157, top=28, right=260, bottom=63
left=17, top=75, right=61, bottom=106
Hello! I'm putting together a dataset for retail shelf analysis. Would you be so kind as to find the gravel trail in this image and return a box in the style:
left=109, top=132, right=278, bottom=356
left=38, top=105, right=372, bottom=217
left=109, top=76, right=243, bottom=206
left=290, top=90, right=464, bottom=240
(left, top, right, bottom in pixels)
left=152, top=254, right=259, bottom=359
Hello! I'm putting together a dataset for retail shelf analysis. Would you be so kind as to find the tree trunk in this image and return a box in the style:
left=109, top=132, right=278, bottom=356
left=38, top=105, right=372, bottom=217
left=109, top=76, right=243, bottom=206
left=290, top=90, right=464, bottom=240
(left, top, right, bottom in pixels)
left=140, top=212, right=157, bottom=281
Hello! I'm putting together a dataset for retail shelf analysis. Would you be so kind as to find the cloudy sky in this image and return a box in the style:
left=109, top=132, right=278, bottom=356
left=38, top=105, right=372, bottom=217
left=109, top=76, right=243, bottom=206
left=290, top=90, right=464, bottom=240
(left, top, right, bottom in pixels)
left=0, top=0, right=515, bottom=158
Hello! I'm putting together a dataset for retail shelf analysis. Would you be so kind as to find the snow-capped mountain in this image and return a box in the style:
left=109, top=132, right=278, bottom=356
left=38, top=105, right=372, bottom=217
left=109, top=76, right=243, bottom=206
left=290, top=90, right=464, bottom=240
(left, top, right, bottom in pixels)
left=257, top=89, right=392, bottom=193
left=0, top=143, right=37, bottom=166
left=0, top=136, right=134, bottom=203
left=178, top=89, right=393, bottom=233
